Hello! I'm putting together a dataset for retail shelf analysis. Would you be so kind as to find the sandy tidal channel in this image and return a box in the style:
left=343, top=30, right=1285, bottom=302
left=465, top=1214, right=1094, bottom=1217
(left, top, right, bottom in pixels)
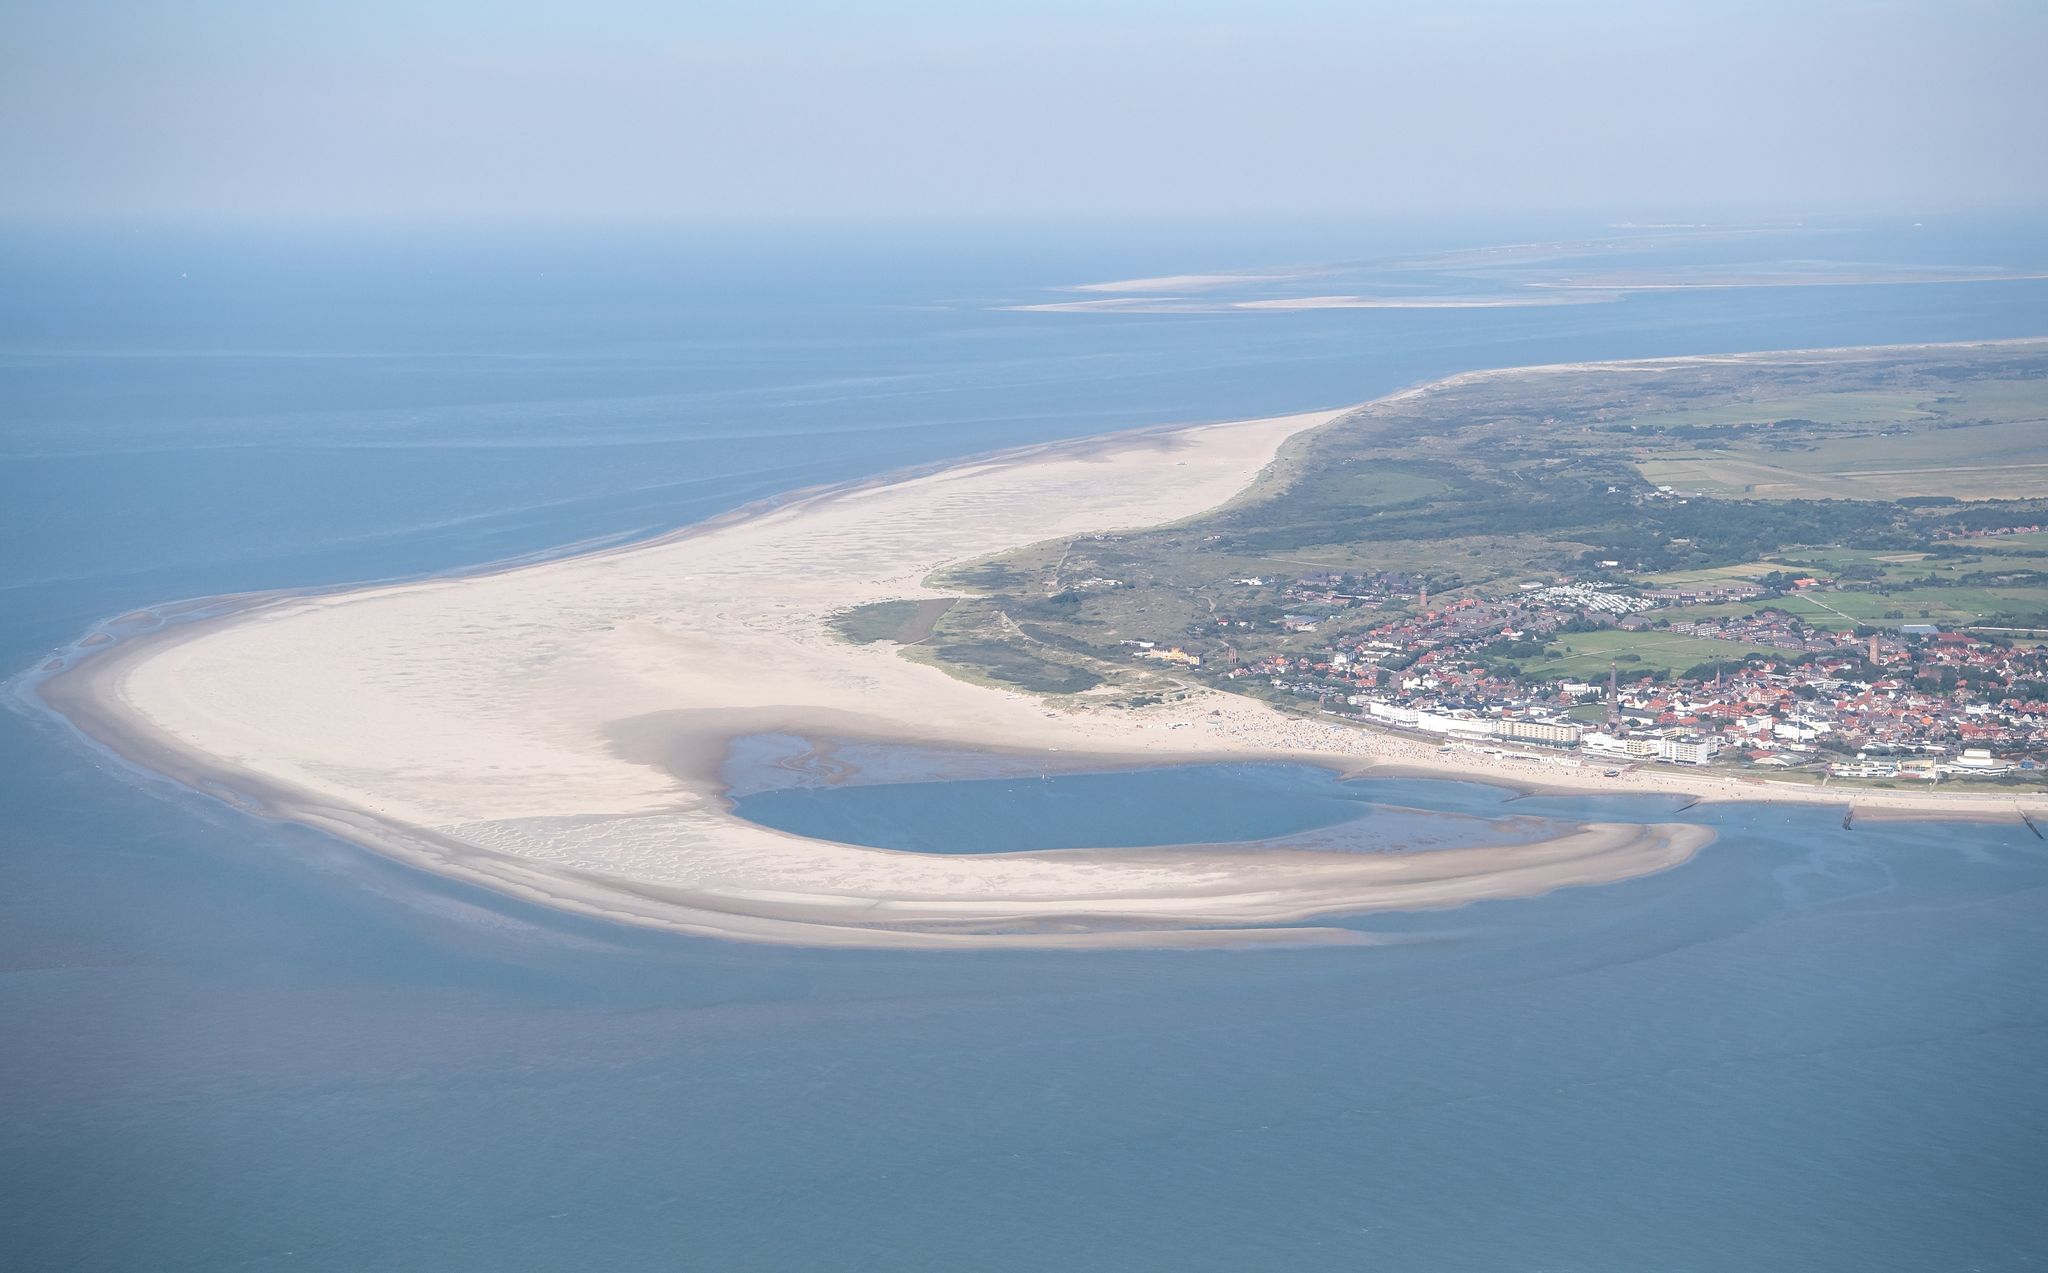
left=33, top=406, right=1717, bottom=949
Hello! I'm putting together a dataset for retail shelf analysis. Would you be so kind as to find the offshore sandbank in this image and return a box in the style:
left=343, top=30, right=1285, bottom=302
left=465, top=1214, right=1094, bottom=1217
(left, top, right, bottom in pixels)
left=31, top=356, right=2022, bottom=948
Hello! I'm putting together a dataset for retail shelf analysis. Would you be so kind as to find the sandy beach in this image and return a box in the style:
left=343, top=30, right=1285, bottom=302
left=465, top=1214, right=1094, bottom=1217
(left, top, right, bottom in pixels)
left=27, top=358, right=2037, bottom=948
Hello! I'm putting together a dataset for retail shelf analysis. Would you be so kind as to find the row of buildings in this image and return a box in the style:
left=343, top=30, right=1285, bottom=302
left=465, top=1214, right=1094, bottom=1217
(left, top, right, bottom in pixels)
left=1208, top=574, right=2048, bottom=781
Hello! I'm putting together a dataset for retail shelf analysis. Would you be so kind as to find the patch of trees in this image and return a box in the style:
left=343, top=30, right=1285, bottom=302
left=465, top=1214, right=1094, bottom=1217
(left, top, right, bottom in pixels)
left=1939, top=500, right=2048, bottom=533
left=1477, top=638, right=1550, bottom=660
left=1951, top=570, right=2048, bottom=588
left=1583, top=498, right=1909, bottom=571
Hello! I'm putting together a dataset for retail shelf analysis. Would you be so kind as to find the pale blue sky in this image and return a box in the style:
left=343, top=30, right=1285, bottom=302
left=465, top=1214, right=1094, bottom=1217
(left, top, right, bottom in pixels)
left=4, top=0, right=2043, bottom=220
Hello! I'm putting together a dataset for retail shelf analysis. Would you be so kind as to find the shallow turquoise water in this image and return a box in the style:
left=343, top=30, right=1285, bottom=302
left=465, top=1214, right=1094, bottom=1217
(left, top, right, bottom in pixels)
left=4, top=219, right=2047, bottom=1270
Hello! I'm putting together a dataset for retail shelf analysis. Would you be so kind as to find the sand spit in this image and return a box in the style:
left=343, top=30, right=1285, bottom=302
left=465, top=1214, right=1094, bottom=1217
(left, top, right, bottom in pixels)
left=31, top=346, right=2041, bottom=948
left=1008, top=294, right=1617, bottom=314
left=1069, top=271, right=1321, bottom=294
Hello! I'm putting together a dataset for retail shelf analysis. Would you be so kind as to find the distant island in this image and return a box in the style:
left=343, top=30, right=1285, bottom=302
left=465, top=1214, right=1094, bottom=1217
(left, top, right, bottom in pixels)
left=28, top=341, right=2048, bottom=948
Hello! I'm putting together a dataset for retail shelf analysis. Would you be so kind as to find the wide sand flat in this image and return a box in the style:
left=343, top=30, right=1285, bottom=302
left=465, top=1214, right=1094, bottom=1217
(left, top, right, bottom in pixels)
left=67, top=382, right=2001, bottom=947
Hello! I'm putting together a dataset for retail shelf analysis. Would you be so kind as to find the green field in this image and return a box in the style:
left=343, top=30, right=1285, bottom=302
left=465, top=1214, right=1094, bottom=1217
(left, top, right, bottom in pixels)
left=1507, top=629, right=1779, bottom=680
left=1695, top=541, right=2048, bottom=589
left=1642, top=584, right=2048, bottom=632
left=1640, top=434, right=2048, bottom=501
left=1640, top=561, right=1786, bottom=587
left=1634, top=379, right=2048, bottom=501
left=1767, top=587, right=2048, bottom=629
left=1620, top=389, right=1939, bottom=432
left=1969, top=531, right=2048, bottom=551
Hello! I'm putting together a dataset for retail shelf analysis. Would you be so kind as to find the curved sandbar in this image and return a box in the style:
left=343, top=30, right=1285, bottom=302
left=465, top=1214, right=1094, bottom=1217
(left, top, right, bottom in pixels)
left=33, top=400, right=1729, bottom=948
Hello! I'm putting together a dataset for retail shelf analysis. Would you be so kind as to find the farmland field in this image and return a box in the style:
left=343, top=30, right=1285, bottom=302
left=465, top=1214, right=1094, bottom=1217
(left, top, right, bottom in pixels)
left=1633, top=377, right=2048, bottom=500
left=1765, top=586, right=2048, bottom=629
left=1620, top=389, right=1938, bottom=431
left=1638, top=586, right=2048, bottom=632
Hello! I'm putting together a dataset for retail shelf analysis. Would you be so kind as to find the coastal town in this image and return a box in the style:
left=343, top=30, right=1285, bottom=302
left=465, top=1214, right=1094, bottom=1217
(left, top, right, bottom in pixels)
left=1136, top=568, right=2048, bottom=785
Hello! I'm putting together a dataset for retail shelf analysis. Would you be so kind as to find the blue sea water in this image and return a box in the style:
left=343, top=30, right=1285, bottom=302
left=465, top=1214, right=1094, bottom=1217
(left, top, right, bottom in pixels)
left=3, top=217, right=2048, bottom=1271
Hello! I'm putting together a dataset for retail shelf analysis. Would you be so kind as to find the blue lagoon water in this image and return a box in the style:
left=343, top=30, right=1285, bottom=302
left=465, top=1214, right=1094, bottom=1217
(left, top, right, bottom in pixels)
left=4, top=218, right=2047, bottom=1270
left=728, top=749, right=1571, bottom=854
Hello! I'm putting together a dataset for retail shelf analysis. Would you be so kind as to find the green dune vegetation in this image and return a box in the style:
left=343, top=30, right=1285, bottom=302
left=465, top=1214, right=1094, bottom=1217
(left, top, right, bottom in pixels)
left=832, top=344, right=2048, bottom=706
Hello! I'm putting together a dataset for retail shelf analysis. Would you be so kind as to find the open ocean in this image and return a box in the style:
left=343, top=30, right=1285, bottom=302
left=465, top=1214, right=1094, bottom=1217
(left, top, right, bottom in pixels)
left=4, top=218, right=2047, bottom=1271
